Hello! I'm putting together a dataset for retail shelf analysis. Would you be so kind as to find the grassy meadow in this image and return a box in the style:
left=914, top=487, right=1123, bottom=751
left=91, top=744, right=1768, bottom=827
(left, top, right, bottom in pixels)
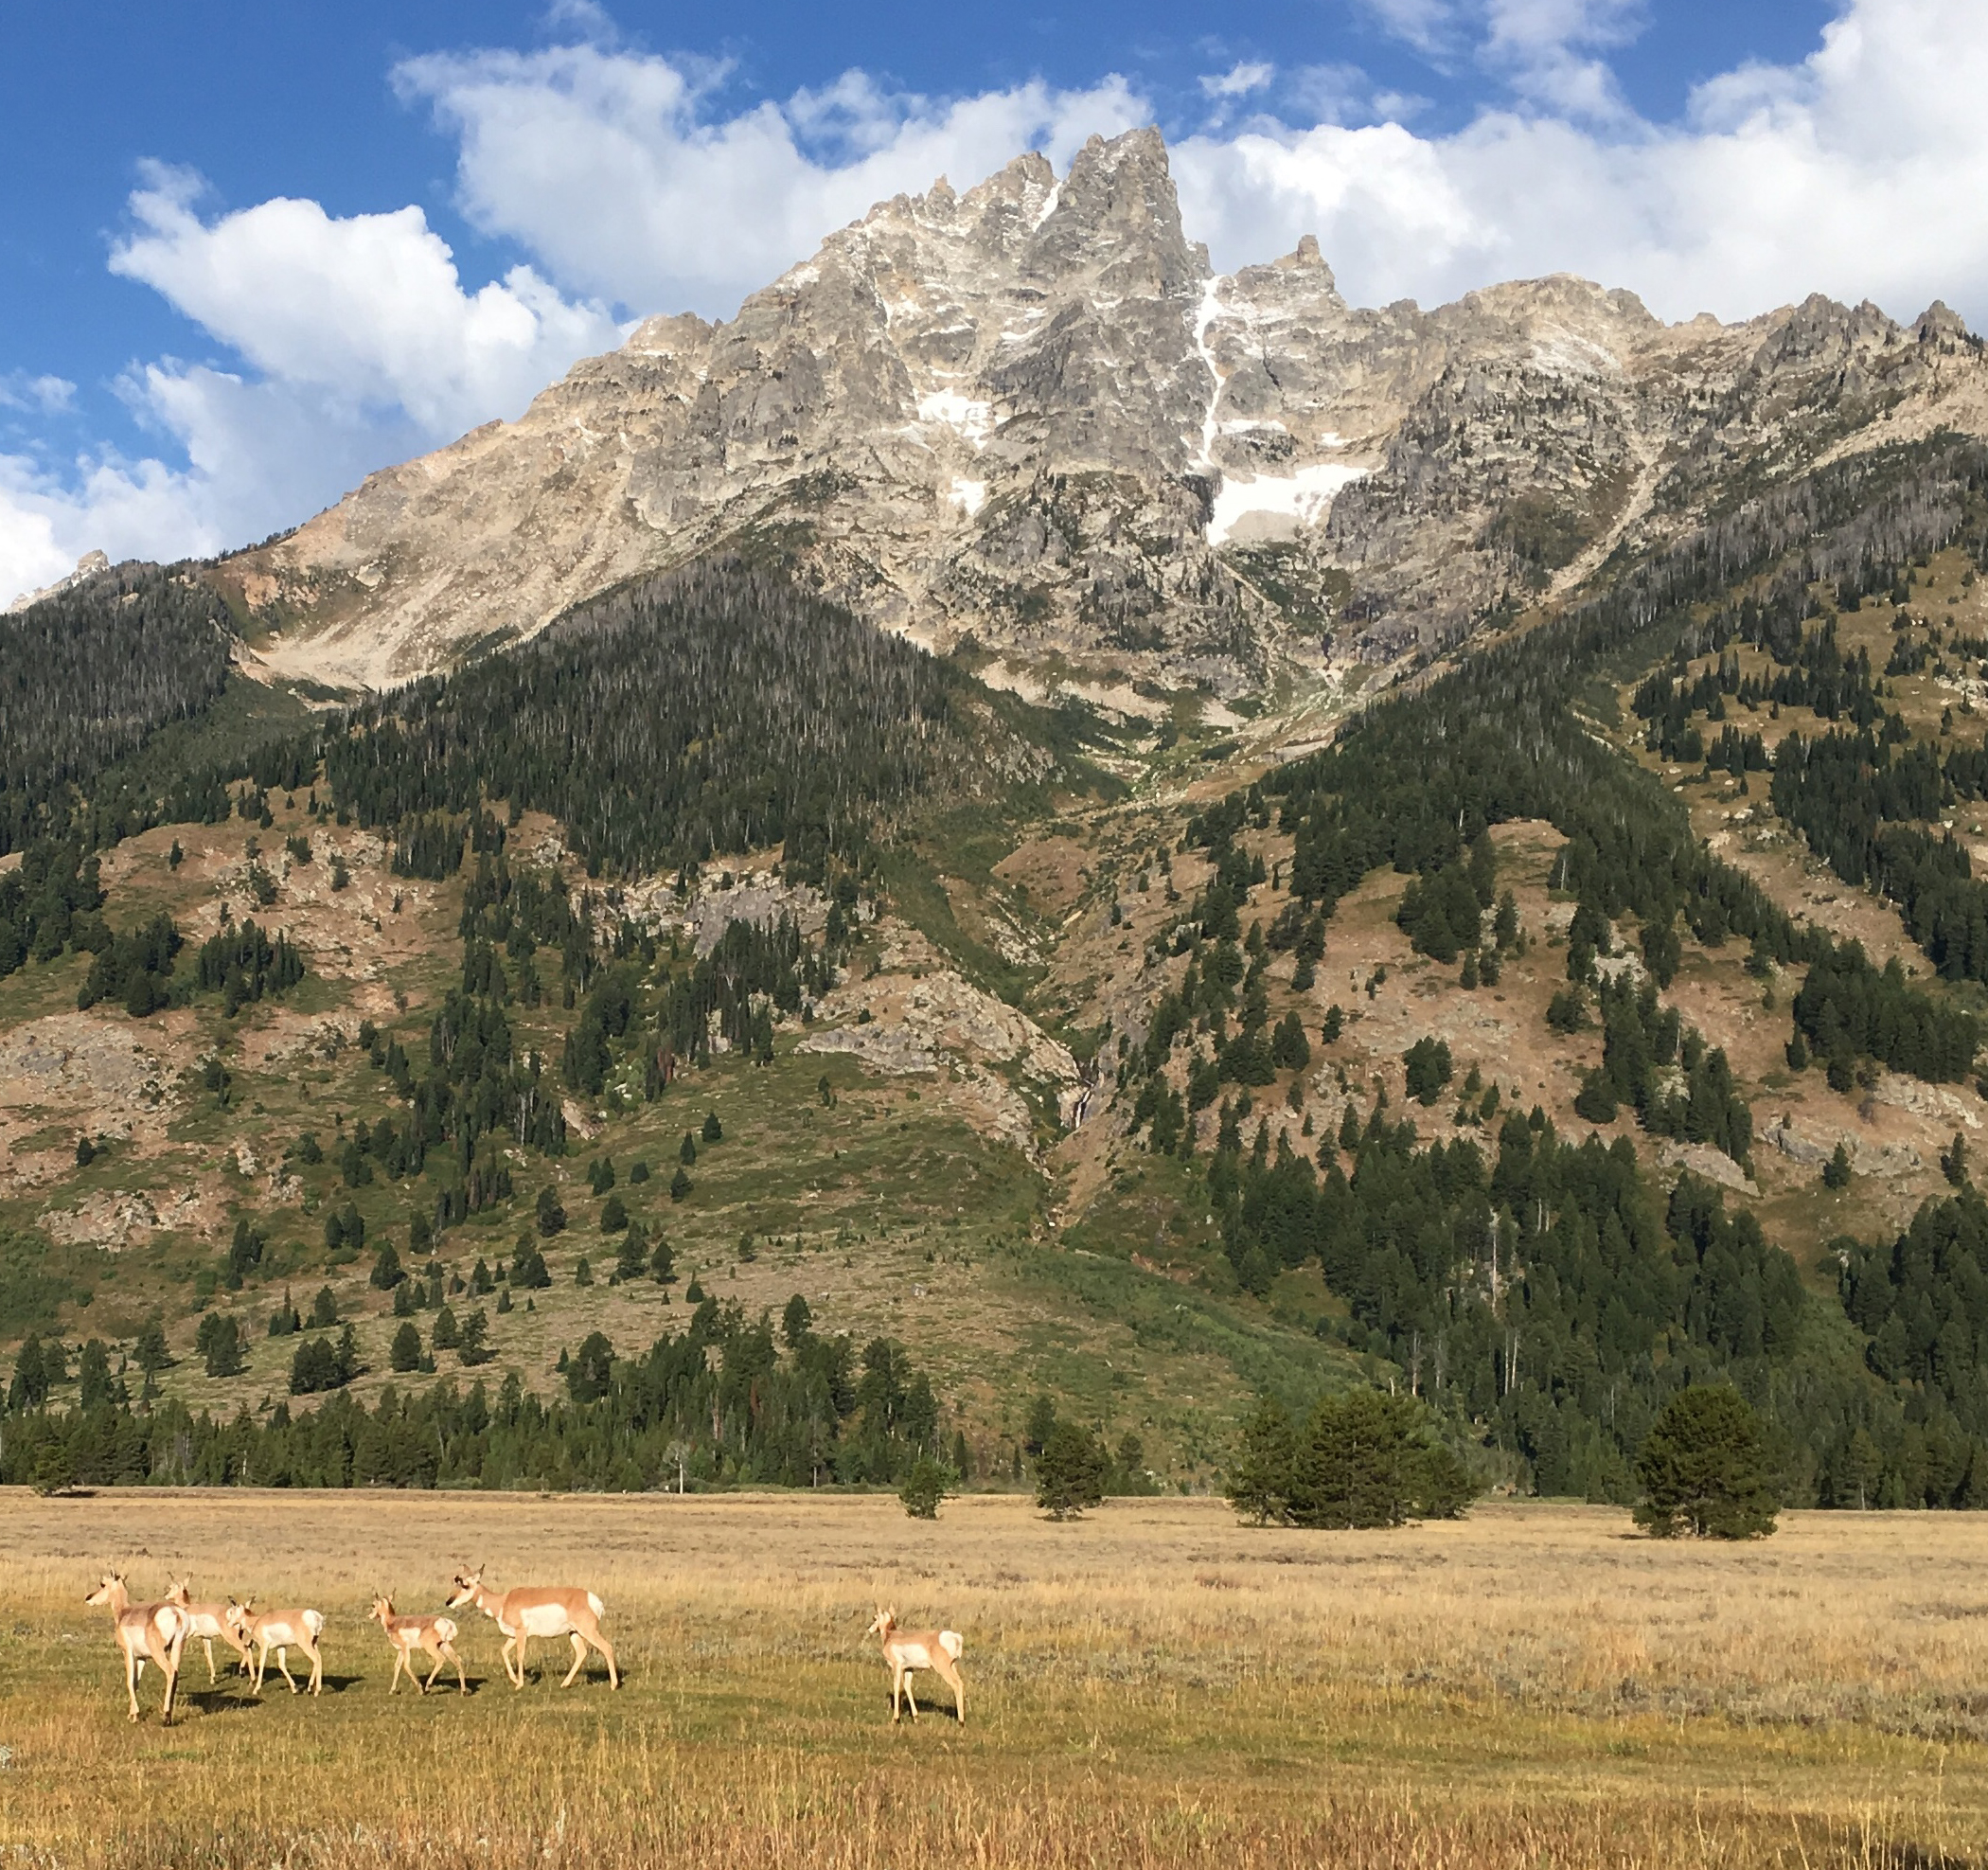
left=3, top=1490, right=1987, bottom=1867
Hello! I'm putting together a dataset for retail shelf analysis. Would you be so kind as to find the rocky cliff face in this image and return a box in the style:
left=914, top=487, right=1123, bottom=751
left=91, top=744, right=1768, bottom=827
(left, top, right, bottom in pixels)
left=220, top=129, right=1988, bottom=694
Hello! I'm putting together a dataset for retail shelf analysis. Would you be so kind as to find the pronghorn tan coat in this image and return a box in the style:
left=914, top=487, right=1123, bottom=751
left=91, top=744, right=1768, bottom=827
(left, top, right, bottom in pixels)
left=85, top=1573, right=188, bottom=1723
left=448, top=1567, right=617, bottom=1689
left=227, top=1600, right=327, bottom=1696
left=368, top=1596, right=468, bottom=1695
left=867, top=1608, right=965, bottom=1724
left=167, top=1579, right=254, bottom=1683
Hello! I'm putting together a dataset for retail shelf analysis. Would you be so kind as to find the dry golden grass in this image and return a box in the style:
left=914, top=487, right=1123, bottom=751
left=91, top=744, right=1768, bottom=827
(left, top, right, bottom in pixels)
left=4, top=1492, right=1988, bottom=1866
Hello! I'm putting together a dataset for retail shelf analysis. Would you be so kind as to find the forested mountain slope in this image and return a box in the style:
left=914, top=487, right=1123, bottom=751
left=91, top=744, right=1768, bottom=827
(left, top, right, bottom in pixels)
left=9, top=190, right=1988, bottom=1505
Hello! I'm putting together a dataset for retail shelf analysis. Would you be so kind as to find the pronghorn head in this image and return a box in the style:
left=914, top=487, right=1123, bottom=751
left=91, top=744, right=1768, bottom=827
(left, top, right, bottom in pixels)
left=368, top=1596, right=395, bottom=1627
left=446, top=1567, right=484, bottom=1611
left=866, top=1607, right=896, bottom=1639
left=166, top=1577, right=191, bottom=1606
left=84, top=1571, right=125, bottom=1608
left=223, top=1597, right=254, bottom=1636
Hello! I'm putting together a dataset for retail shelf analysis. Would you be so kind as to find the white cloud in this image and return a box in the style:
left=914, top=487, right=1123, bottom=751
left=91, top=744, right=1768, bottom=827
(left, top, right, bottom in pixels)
left=110, top=165, right=616, bottom=436
left=0, top=169, right=617, bottom=605
left=0, top=373, right=76, bottom=417
left=1174, top=0, right=1988, bottom=325
left=393, top=42, right=1146, bottom=315
left=1200, top=62, right=1276, bottom=101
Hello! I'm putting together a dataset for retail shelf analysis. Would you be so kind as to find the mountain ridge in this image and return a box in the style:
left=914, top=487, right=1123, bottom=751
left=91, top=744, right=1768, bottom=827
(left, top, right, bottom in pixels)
left=208, top=126, right=1987, bottom=701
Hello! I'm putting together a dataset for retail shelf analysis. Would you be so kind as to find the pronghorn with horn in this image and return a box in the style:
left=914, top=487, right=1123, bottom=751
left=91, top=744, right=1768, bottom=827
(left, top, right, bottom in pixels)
left=166, top=1578, right=254, bottom=1683
left=447, top=1566, right=618, bottom=1689
left=866, top=1607, right=965, bottom=1725
left=225, top=1597, right=327, bottom=1696
left=85, top=1572, right=189, bottom=1723
left=367, top=1596, right=468, bottom=1695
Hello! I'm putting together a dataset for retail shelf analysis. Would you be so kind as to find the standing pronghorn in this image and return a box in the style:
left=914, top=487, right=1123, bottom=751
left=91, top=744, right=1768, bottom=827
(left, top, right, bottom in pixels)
left=84, top=1572, right=188, bottom=1723
left=367, top=1596, right=468, bottom=1695
left=225, top=1598, right=326, bottom=1696
left=866, top=1608, right=965, bottom=1725
left=447, top=1566, right=618, bottom=1689
left=166, top=1578, right=254, bottom=1683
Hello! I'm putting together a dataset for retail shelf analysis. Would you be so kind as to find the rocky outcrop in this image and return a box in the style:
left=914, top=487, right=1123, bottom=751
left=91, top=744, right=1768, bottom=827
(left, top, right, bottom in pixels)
left=219, top=131, right=1988, bottom=694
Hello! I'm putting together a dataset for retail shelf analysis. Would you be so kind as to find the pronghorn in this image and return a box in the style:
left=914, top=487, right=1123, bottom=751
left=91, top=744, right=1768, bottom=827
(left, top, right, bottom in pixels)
left=447, top=1566, right=618, bottom=1689
left=866, top=1607, right=965, bottom=1725
left=225, top=1598, right=327, bottom=1696
left=84, top=1572, right=188, bottom=1723
left=166, top=1578, right=254, bottom=1683
left=367, top=1596, right=468, bottom=1696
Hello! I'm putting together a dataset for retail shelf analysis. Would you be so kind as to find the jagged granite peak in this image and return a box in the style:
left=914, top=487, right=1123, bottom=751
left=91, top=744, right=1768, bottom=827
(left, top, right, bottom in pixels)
left=219, top=129, right=1988, bottom=694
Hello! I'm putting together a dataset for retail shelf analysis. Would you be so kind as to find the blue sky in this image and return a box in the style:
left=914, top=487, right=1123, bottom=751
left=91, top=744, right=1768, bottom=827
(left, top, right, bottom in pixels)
left=1, top=0, right=1977, bottom=600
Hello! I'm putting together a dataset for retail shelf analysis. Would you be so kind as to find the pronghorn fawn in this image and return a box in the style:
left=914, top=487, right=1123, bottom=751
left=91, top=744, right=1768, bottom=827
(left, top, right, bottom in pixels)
left=447, top=1566, right=618, bottom=1689
left=226, top=1598, right=327, bottom=1696
left=166, top=1578, right=254, bottom=1683
left=367, top=1596, right=468, bottom=1695
left=866, top=1608, right=965, bottom=1725
left=85, top=1572, right=189, bottom=1723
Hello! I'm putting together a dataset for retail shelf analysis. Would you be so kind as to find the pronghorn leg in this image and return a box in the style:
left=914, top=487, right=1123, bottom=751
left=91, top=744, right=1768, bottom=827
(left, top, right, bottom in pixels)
left=275, top=1646, right=299, bottom=1695
left=510, top=1634, right=528, bottom=1689
left=388, top=1648, right=405, bottom=1694
left=159, top=1646, right=178, bottom=1725
left=124, top=1647, right=141, bottom=1720
left=422, top=1648, right=444, bottom=1693
left=445, top=1644, right=467, bottom=1695
left=938, top=1660, right=965, bottom=1724
left=903, top=1672, right=919, bottom=1720
left=307, top=1643, right=323, bottom=1696
left=594, top=1633, right=618, bottom=1690
left=203, top=1636, right=218, bottom=1684
left=561, top=1631, right=587, bottom=1687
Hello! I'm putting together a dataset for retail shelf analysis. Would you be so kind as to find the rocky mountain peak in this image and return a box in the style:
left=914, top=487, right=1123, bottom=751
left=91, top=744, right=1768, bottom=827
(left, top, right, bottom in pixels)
left=218, top=128, right=1988, bottom=697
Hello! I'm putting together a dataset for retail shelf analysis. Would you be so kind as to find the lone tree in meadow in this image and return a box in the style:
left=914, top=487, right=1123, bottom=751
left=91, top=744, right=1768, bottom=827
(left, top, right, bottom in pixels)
left=899, top=1454, right=950, bottom=1520
left=1633, top=1385, right=1778, bottom=1539
left=1228, top=1388, right=1479, bottom=1528
left=1036, top=1419, right=1109, bottom=1520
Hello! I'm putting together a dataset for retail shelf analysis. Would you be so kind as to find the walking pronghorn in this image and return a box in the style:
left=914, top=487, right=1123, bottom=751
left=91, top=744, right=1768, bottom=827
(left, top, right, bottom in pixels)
left=226, top=1598, right=327, bottom=1696
left=166, top=1578, right=254, bottom=1683
left=85, top=1572, right=188, bottom=1723
left=367, top=1596, right=468, bottom=1695
left=866, top=1608, right=965, bottom=1725
left=447, top=1566, right=618, bottom=1689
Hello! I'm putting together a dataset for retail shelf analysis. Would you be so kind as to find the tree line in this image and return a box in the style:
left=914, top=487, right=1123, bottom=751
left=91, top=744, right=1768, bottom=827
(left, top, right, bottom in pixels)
left=2, top=1295, right=954, bottom=1495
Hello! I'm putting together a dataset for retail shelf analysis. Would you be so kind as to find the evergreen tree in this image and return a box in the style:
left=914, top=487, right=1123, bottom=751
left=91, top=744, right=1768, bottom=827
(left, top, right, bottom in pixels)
left=390, top=1323, right=423, bottom=1374
left=899, top=1454, right=949, bottom=1520
left=1633, top=1386, right=1778, bottom=1539
left=1288, top=1390, right=1422, bottom=1529
left=1036, top=1420, right=1109, bottom=1520
left=1226, top=1396, right=1297, bottom=1524
left=194, top=1313, right=246, bottom=1379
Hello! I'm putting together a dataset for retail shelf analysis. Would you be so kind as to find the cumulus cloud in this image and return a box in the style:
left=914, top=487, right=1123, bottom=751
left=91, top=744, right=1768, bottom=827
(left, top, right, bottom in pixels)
left=110, top=165, right=617, bottom=434
left=1175, top=0, right=1988, bottom=323
left=393, top=43, right=1145, bottom=314
left=1, top=169, right=617, bottom=603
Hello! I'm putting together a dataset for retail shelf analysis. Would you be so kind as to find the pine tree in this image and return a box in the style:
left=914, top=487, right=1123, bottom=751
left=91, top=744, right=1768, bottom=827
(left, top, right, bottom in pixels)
left=1633, top=1386, right=1778, bottom=1539
left=390, top=1322, right=423, bottom=1373
left=1036, top=1420, right=1109, bottom=1520
left=1226, top=1396, right=1296, bottom=1524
